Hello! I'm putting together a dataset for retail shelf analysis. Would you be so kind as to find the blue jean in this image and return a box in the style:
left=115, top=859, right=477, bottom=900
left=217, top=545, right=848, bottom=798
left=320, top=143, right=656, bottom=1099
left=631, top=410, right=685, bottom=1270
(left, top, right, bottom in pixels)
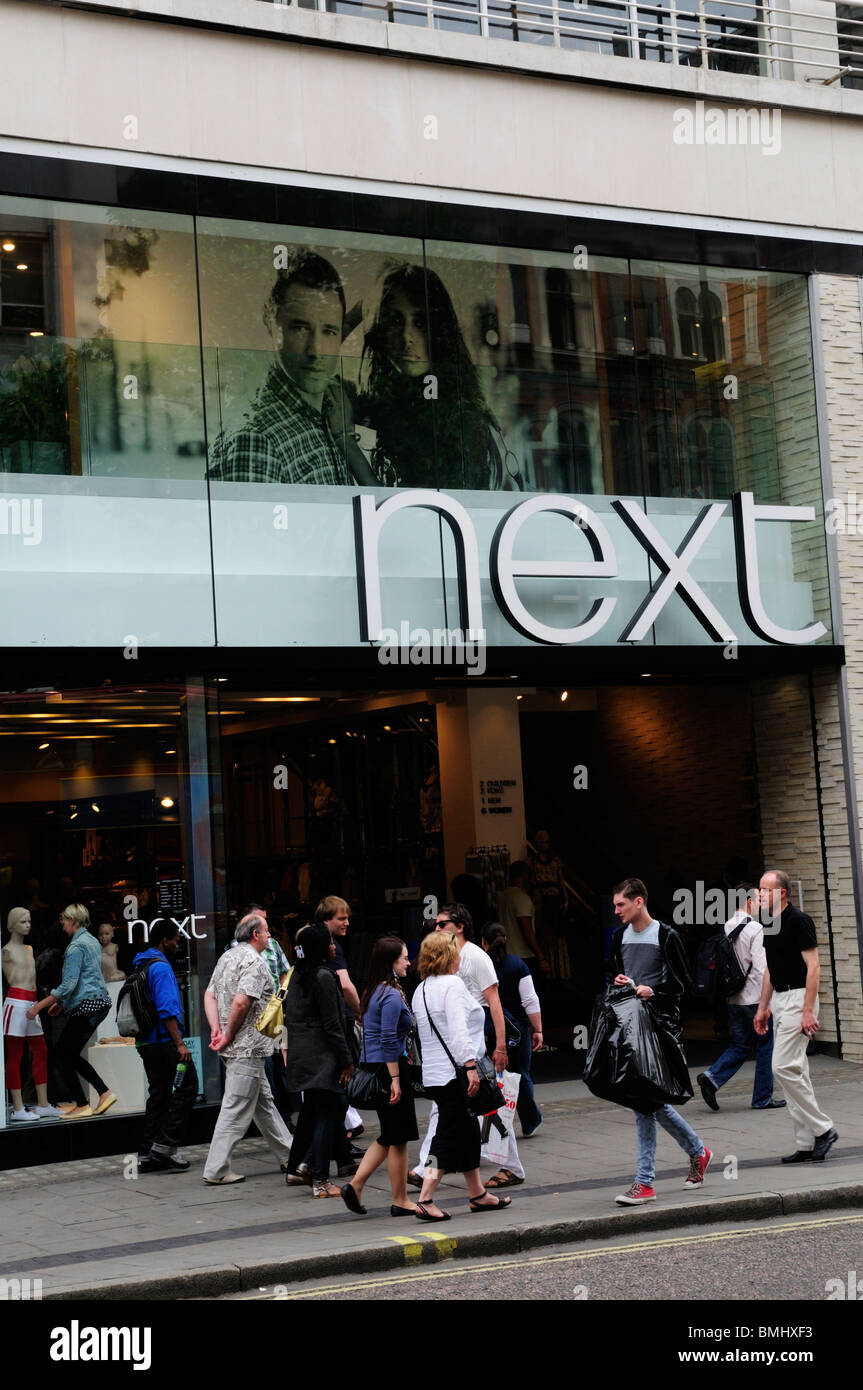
left=706, top=1003, right=775, bottom=1107
left=509, top=1027, right=542, bottom=1134
left=635, top=1105, right=704, bottom=1185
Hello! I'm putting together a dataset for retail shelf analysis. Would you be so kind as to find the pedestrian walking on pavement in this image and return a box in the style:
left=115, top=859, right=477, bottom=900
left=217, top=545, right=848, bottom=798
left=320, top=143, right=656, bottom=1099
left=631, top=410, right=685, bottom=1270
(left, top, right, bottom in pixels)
left=340, top=936, right=418, bottom=1218
left=202, top=912, right=293, bottom=1185
left=315, top=895, right=365, bottom=1162
left=608, top=878, right=711, bottom=1207
left=227, top=903, right=295, bottom=1134
left=411, top=931, right=512, bottom=1221
left=410, top=902, right=508, bottom=1184
left=134, top=920, right=198, bottom=1172
left=483, top=921, right=543, bottom=1142
left=283, top=924, right=355, bottom=1198
left=754, top=869, right=837, bottom=1165
left=696, top=884, right=785, bottom=1114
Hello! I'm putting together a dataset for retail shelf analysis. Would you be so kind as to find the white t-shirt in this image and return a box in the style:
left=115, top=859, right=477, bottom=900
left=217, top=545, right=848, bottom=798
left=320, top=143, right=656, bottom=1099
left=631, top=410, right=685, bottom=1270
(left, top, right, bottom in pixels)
left=458, top=939, right=497, bottom=1005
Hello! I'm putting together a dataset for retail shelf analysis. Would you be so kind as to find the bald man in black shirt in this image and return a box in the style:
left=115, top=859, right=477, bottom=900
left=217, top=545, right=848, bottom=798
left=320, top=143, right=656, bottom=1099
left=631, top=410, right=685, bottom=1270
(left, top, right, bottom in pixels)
left=754, top=869, right=837, bottom=1164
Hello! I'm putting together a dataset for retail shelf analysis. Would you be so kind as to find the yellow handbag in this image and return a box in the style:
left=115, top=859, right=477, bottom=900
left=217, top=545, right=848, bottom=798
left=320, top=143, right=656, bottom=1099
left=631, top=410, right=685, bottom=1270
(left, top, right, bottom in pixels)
left=255, top=967, right=293, bottom=1039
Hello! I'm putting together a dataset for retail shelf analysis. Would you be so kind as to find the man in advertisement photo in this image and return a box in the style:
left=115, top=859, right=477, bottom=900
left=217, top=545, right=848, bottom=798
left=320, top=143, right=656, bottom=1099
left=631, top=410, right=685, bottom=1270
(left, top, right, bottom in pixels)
left=208, top=249, right=376, bottom=487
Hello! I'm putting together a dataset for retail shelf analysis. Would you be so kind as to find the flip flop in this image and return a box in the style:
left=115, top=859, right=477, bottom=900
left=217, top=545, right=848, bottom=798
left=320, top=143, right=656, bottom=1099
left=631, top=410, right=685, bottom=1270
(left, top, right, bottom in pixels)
left=486, top=1170, right=524, bottom=1189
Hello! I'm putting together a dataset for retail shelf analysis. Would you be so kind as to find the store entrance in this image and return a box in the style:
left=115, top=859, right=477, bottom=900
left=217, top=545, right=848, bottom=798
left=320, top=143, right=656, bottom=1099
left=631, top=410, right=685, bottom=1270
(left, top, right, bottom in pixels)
left=217, top=676, right=784, bottom=1053
left=218, top=692, right=446, bottom=985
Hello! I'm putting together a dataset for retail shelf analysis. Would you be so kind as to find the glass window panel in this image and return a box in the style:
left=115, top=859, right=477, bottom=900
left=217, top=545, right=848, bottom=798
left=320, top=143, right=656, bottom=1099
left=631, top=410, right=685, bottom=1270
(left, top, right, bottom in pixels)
left=0, top=681, right=222, bottom=1128
left=0, top=195, right=213, bottom=646
left=423, top=240, right=639, bottom=496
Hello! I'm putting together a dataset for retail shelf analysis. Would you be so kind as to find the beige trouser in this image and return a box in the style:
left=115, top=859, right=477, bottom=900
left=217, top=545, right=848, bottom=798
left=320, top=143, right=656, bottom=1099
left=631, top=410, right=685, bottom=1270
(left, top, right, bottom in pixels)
left=203, top=1056, right=292, bottom=1180
left=771, top=989, right=832, bottom=1151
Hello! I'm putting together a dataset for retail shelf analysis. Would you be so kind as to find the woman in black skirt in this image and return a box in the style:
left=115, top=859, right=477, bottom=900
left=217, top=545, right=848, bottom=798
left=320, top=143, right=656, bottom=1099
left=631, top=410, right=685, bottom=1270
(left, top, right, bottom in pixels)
left=340, top=936, right=419, bottom=1217
left=410, top=931, right=512, bottom=1221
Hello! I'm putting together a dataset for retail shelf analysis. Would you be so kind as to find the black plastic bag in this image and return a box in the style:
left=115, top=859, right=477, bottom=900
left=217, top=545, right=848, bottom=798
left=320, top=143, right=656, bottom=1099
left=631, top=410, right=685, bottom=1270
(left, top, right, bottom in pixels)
left=584, top=983, right=693, bottom=1114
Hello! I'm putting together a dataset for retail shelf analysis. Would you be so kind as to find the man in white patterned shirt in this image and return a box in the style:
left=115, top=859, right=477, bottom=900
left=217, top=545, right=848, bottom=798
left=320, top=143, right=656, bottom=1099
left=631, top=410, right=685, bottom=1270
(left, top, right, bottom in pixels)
left=202, top=912, right=292, bottom=1184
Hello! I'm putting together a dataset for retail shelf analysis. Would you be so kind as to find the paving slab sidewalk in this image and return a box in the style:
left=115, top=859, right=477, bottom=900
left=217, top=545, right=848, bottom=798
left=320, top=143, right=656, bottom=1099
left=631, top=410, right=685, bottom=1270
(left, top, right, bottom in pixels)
left=1, top=1057, right=860, bottom=1300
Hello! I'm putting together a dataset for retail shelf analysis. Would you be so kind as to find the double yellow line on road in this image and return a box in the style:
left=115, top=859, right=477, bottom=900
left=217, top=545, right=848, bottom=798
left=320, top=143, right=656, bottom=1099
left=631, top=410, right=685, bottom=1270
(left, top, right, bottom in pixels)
left=271, top=1211, right=863, bottom=1298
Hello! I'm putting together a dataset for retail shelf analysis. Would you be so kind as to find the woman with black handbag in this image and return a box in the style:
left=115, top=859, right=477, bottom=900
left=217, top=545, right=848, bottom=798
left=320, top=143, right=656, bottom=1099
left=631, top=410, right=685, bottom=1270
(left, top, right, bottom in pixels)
left=283, top=926, right=354, bottom=1198
left=340, top=936, right=418, bottom=1218
left=410, top=932, right=512, bottom=1222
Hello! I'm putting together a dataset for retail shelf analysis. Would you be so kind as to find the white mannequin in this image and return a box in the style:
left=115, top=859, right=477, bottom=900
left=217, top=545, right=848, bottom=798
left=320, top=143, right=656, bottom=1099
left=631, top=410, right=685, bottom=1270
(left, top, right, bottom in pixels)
left=2, top=908, right=59, bottom=1119
left=98, top=924, right=125, bottom=982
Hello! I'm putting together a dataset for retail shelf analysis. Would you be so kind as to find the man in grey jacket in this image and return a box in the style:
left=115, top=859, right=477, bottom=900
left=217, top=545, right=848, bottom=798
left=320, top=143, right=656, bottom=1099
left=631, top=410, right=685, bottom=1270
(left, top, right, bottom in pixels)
left=202, top=912, right=292, bottom=1185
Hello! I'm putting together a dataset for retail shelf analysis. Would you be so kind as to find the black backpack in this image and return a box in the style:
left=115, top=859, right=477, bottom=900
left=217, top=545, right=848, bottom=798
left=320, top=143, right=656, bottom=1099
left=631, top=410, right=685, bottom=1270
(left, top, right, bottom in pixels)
left=116, top=960, right=158, bottom=1038
left=693, top=919, right=752, bottom=1001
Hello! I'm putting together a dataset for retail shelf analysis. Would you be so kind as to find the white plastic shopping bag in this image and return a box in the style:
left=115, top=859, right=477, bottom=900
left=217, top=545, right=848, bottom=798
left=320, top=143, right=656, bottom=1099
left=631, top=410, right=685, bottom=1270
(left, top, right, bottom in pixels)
left=480, top=1069, right=522, bottom=1174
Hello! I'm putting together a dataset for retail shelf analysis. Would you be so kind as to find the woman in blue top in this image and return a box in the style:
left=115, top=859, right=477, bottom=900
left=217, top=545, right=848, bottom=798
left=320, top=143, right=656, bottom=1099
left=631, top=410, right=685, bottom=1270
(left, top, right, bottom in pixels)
left=340, top=936, right=418, bottom=1218
left=27, top=904, right=116, bottom=1119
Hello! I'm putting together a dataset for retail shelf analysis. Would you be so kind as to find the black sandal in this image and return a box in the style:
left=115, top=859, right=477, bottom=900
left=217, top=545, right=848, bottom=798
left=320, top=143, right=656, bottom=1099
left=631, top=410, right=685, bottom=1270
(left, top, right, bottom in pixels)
left=415, top=1201, right=451, bottom=1222
left=469, top=1193, right=512, bottom=1213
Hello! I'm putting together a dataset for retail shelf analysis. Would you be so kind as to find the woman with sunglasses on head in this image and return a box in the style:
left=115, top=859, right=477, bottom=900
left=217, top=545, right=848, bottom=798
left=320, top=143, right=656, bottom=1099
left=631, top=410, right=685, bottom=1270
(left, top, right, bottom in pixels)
left=340, top=936, right=418, bottom=1218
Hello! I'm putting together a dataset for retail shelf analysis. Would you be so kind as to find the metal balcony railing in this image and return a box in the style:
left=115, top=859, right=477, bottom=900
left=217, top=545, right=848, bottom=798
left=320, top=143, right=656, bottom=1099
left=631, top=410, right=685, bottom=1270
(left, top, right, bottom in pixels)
left=261, top=0, right=863, bottom=85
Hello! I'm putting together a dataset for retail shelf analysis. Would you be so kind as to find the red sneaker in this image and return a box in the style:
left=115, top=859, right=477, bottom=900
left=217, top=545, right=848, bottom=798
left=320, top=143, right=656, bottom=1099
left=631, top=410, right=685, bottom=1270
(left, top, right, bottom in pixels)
left=684, top=1146, right=712, bottom=1187
left=615, top=1182, right=657, bottom=1206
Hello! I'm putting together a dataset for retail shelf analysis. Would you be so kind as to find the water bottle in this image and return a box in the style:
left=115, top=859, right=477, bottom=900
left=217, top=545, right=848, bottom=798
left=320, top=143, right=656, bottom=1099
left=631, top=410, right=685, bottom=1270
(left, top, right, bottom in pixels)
left=172, top=1061, right=187, bottom=1092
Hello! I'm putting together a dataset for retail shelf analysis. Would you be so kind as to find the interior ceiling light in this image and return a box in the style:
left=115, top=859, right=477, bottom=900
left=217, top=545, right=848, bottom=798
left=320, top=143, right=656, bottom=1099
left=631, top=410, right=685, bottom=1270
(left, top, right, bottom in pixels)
left=160, top=796, right=175, bottom=808
left=327, top=738, right=337, bottom=744
left=2, top=240, right=15, bottom=251
left=29, top=331, right=44, bottom=337
left=38, top=741, right=49, bottom=749
left=91, top=803, right=100, bottom=812
left=560, top=690, right=569, bottom=702
left=246, top=696, right=320, bottom=703
left=164, top=748, right=176, bottom=754
left=16, top=263, right=28, bottom=271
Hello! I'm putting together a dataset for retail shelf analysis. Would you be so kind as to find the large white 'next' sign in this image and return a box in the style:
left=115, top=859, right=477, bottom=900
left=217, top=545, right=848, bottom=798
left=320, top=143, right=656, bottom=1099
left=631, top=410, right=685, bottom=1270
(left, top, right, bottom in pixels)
left=353, top=490, right=827, bottom=647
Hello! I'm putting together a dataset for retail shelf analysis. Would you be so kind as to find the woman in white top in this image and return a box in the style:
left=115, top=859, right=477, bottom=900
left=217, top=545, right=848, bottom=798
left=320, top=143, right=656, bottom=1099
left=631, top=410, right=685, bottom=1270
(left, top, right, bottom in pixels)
left=411, top=932, right=512, bottom=1221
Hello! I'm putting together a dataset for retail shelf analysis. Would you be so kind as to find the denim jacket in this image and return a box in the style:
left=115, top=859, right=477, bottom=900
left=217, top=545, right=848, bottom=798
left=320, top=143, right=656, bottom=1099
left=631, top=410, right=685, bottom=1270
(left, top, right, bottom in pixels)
left=51, top=927, right=110, bottom=1013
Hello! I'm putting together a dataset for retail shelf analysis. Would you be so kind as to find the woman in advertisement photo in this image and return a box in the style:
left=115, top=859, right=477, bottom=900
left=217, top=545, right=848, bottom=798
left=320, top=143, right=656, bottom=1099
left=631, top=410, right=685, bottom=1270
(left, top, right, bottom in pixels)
left=358, top=262, right=515, bottom=492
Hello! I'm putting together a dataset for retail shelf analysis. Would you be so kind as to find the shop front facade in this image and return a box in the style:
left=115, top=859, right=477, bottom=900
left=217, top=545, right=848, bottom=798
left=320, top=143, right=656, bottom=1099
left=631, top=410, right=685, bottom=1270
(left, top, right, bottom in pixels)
left=2, top=0, right=863, bottom=1163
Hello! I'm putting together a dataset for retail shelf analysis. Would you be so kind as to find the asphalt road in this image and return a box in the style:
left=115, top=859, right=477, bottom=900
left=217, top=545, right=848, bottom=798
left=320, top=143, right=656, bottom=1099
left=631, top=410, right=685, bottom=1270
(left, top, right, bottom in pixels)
left=229, top=1208, right=863, bottom=1304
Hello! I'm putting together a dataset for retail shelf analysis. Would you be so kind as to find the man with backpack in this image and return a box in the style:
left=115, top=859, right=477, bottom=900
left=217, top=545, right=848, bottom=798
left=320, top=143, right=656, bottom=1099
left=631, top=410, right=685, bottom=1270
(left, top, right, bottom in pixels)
left=696, top=884, right=785, bottom=1113
left=131, top=920, right=198, bottom=1173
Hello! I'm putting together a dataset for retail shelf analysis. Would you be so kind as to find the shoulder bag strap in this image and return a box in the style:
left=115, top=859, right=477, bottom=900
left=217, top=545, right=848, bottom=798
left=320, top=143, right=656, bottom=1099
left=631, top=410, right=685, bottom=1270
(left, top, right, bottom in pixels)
left=421, top=981, right=460, bottom=1073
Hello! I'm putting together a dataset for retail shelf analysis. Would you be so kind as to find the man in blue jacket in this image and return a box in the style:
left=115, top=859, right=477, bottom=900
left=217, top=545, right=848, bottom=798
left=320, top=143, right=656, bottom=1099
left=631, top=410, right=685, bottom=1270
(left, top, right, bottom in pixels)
left=135, top=920, right=197, bottom=1173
